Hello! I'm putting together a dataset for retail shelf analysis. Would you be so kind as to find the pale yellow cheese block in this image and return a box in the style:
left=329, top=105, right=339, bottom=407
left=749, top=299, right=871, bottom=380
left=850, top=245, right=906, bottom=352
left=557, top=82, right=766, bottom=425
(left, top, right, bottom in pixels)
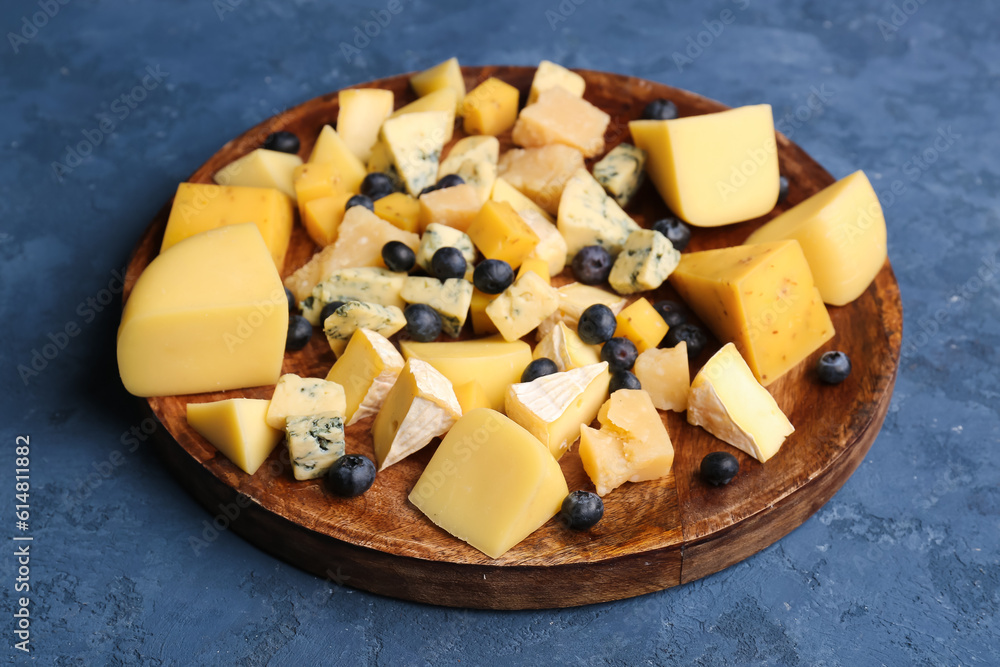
left=410, top=57, right=466, bottom=113
left=391, top=88, right=457, bottom=143
left=512, top=86, right=610, bottom=158
left=186, top=399, right=282, bottom=475
left=265, top=374, right=347, bottom=430
left=633, top=343, right=690, bottom=412
left=338, top=88, right=394, bottom=163
left=213, top=148, right=302, bottom=200
left=528, top=60, right=585, bottom=105
left=326, top=328, right=405, bottom=425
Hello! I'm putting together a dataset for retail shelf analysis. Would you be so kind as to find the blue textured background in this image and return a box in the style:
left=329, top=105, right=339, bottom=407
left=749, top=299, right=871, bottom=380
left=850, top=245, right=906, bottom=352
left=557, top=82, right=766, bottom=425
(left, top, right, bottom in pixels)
left=1, top=0, right=997, bottom=663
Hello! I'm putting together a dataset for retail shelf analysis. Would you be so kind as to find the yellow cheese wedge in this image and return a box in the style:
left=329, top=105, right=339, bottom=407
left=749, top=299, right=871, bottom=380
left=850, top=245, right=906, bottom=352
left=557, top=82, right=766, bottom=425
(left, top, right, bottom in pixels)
left=265, top=373, right=347, bottom=430
left=513, top=86, right=610, bottom=157
left=485, top=271, right=560, bottom=341
left=497, top=145, right=585, bottom=215
left=301, top=191, right=354, bottom=247
left=687, top=343, right=794, bottom=462
left=745, top=170, right=887, bottom=306
left=410, top=57, right=466, bottom=112
left=390, top=88, right=457, bottom=142
left=466, top=201, right=539, bottom=268
left=418, top=183, right=482, bottom=232
left=326, top=328, right=405, bottom=425
left=373, top=192, right=421, bottom=233
left=490, top=176, right=554, bottom=223
left=453, top=380, right=490, bottom=413
left=399, top=338, right=532, bottom=412
left=338, top=88, right=394, bottom=163
left=633, top=343, right=689, bottom=412
left=213, top=148, right=303, bottom=200
left=528, top=60, right=585, bottom=105
left=669, top=239, right=835, bottom=386
left=409, top=408, right=569, bottom=559
left=614, top=298, right=669, bottom=352
left=462, top=77, right=520, bottom=136
left=505, top=361, right=610, bottom=459
left=629, top=105, right=779, bottom=227
left=162, top=183, right=294, bottom=270
left=307, top=126, right=368, bottom=194
left=118, top=223, right=287, bottom=397
left=186, top=399, right=282, bottom=475
left=532, top=321, right=600, bottom=371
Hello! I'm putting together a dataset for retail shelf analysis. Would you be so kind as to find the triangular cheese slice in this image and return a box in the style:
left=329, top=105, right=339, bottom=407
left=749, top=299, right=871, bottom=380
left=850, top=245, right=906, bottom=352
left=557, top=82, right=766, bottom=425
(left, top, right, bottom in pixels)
left=186, top=399, right=282, bottom=475
left=380, top=110, right=450, bottom=196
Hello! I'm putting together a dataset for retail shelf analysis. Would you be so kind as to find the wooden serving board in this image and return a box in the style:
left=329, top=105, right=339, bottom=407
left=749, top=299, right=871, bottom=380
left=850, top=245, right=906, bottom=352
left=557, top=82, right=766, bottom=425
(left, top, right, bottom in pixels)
left=124, top=66, right=902, bottom=609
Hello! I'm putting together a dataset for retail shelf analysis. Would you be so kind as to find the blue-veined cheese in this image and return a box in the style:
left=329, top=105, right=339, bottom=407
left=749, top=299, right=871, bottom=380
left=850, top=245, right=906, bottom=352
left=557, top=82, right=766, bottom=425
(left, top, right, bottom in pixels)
left=437, top=135, right=499, bottom=203
left=379, top=110, right=450, bottom=196
left=485, top=271, right=560, bottom=342
left=265, top=373, right=347, bottom=429
left=285, top=412, right=345, bottom=480
left=415, top=223, right=476, bottom=277
left=593, top=143, right=647, bottom=207
left=400, top=276, right=474, bottom=338
left=557, top=168, right=640, bottom=258
left=608, top=229, right=680, bottom=295
left=323, top=301, right=406, bottom=356
left=301, top=267, right=407, bottom=325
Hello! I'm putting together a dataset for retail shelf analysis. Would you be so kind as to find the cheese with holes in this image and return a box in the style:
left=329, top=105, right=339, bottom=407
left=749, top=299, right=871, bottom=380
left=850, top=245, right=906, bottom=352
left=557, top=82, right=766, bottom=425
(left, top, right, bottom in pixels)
left=306, top=126, right=367, bottom=193
left=285, top=412, right=346, bottom=480
left=391, top=88, right=458, bottom=142
left=438, top=136, right=499, bottom=204
left=498, top=145, right=585, bottom=216
left=593, top=143, right=647, bottom=206
left=371, top=359, right=461, bottom=470
left=467, top=201, right=539, bottom=269
left=528, top=60, right=585, bottom=105
left=486, top=271, right=560, bottom=341
left=418, top=183, right=482, bottom=232
left=409, top=408, right=568, bottom=559
left=533, top=321, right=600, bottom=371
left=513, top=87, right=609, bottom=157
left=301, top=267, right=406, bottom=325
left=687, top=343, right=793, bottom=462
left=633, top=343, right=689, bottom=412
left=463, top=77, right=520, bottom=136
left=608, top=229, right=680, bottom=295
left=558, top=168, right=641, bottom=258
left=410, top=58, right=466, bottom=112
left=323, top=301, right=406, bottom=356
left=186, top=399, right=282, bottom=475
left=326, top=328, right=405, bottom=425
left=265, top=374, right=347, bottom=429
left=338, top=88, right=394, bottom=162
left=400, top=277, right=473, bottom=338
left=380, top=111, right=450, bottom=196
left=614, top=297, right=669, bottom=352
left=213, top=148, right=302, bottom=200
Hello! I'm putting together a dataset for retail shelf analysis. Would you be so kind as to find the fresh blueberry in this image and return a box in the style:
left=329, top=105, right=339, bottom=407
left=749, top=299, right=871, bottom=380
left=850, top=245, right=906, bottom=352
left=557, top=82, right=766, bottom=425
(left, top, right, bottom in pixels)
left=262, top=131, right=300, bottom=154
left=700, top=452, right=739, bottom=487
left=326, top=454, right=377, bottom=497
left=431, top=247, right=467, bottom=281
left=382, top=241, right=416, bottom=273
left=652, top=300, right=687, bottom=328
left=319, top=301, right=346, bottom=325
left=601, top=337, right=638, bottom=373
left=360, top=172, right=396, bottom=201
left=521, top=358, right=559, bottom=383
left=418, top=184, right=439, bottom=197
left=472, top=259, right=514, bottom=294
left=651, top=216, right=691, bottom=251
left=664, top=323, right=707, bottom=359
left=284, top=287, right=296, bottom=312
left=346, top=194, right=374, bottom=212
left=641, top=98, right=678, bottom=121
left=577, top=304, right=618, bottom=345
left=816, top=351, right=851, bottom=384
left=572, top=245, right=613, bottom=285
left=435, top=174, right=465, bottom=190
left=778, top=175, right=790, bottom=203
left=609, top=370, right=641, bottom=393
left=404, top=304, right=442, bottom=342
left=560, top=491, right=604, bottom=530
left=286, top=315, right=313, bottom=351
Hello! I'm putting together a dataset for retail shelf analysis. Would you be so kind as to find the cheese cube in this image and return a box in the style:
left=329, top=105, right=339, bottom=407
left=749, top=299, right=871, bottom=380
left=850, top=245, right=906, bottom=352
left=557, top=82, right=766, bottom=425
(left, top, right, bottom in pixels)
left=520, top=210, right=567, bottom=277
left=497, top=145, right=585, bottom=215
left=490, top=176, right=554, bottom=223
left=593, top=143, right=647, bottom=206
left=614, top=297, right=669, bottom=352
left=338, top=88, right=394, bottom=163
left=528, top=60, right=585, bottom=105
left=306, top=126, right=367, bottom=193
left=687, top=343, right=794, bottom=462
left=410, top=57, right=466, bottom=112
left=634, top=343, right=689, bottom=412
left=213, top=148, right=302, bottom=200
left=513, top=87, right=610, bottom=158
left=438, top=135, right=499, bottom=203
left=285, top=412, right=345, bottom=480
left=608, top=229, right=680, bottom=295
left=409, top=408, right=569, bottom=559
left=186, top=399, right=282, bottom=476
left=400, top=277, right=473, bottom=338
left=469, top=289, right=499, bottom=335
left=467, top=201, right=539, bottom=269
left=669, top=239, right=835, bottom=386
left=629, top=105, right=779, bottom=227
left=373, top=192, right=421, bottom=233
left=302, top=192, right=354, bottom=247
left=418, top=183, right=482, bottom=232
left=415, top=223, right=476, bottom=274
left=532, top=321, right=600, bottom=371
left=745, top=170, right=887, bottom=306
left=162, top=183, right=294, bottom=270
left=558, top=168, right=641, bottom=258
left=366, top=138, right=404, bottom=191
left=390, top=88, right=457, bottom=142
left=486, top=271, right=560, bottom=341
left=371, top=359, right=462, bottom=470
left=399, top=338, right=532, bottom=412
left=462, top=77, right=520, bottom=136
left=293, top=162, right=348, bottom=217
left=518, top=257, right=551, bottom=283
left=537, top=282, right=627, bottom=340
left=118, top=224, right=287, bottom=397
left=453, top=381, right=490, bottom=413
left=505, top=362, right=610, bottom=460
left=323, top=301, right=406, bottom=355
left=265, top=373, right=347, bottom=429
left=326, top=328, right=405, bottom=425
left=380, top=111, right=451, bottom=196
left=301, top=267, right=406, bottom=325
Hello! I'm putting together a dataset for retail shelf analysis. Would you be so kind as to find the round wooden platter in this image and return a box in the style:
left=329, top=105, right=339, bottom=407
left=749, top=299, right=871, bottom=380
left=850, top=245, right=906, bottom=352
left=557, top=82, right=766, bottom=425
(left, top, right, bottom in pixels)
left=124, top=66, right=902, bottom=609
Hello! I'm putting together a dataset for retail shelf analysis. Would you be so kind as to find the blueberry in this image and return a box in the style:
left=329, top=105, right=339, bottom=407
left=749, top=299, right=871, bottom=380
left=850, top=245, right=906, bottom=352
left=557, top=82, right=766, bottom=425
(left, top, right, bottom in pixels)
left=404, top=304, right=442, bottom=342
left=284, top=287, right=296, bottom=312
left=664, top=323, right=707, bottom=359
left=346, top=194, right=374, bottom=212
left=326, top=454, right=376, bottom=497
left=418, top=184, right=439, bottom=197
left=778, top=175, right=790, bottom=203
left=286, top=315, right=313, bottom=351
left=700, top=452, right=739, bottom=487
left=572, top=245, right=613, bottom=285
left=431, top=247, right=467, bottom=281
left=382, top=241, right=416, bottom=273
left=262, top=131, right=299, bottom=154
left=521, top=358, right=559, bottom=383
left=319, top=301, right=345, bottom=325
left=651, top=216, right=691, bottom=251
left=816, top=351, right=851, bottom=384
left=641, top=98, right=678, bottom=121
left=609, top=370, right=641, bottom=393
left=601, top=337, right=638, bottom=373
left=360, top=172, right=396, bottom=201
left=473, top=259, right=514, bottom=294
left=436, top=174, right=465, bottom=189
left=577, top=304, right=617, bottom=345
left=652, top=300, right=687, bottom=328
left=560, top=491, right=604, bottom=530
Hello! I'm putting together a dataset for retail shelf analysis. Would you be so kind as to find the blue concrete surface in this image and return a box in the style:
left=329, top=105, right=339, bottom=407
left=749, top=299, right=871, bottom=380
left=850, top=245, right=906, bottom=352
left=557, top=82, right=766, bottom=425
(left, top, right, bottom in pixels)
left=1, top=0, right=997, bottom=663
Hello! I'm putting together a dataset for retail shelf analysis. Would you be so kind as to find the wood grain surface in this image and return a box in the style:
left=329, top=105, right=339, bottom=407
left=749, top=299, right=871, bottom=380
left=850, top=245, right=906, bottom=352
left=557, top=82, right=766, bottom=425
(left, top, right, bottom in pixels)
left=123, top=66, right=902, bottom=609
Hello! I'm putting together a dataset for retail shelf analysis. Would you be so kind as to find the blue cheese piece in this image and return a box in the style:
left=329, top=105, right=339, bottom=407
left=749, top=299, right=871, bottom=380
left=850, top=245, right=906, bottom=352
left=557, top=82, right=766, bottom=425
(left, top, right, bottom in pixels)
left=557, top=168, right=641, bottom=258
left=301, top=267, right=407, bottom=325
left=593, top=143, right=647, bottom=207
left=400, top=277, right=474, bottom=338
left=266, top=374, right=347, bottom=429
left=323, top=301, right=406, bottom=356
left=608, top=229, right=681, bottom=295
left=285, top=412, right=345, bottom=480
left=485, top=271, right=560, bottom=341
left=437, top=136, right=500, bottom=203
left=379, top=110, right=450, bottom=196
left=415, top=223, right=477, bottom=278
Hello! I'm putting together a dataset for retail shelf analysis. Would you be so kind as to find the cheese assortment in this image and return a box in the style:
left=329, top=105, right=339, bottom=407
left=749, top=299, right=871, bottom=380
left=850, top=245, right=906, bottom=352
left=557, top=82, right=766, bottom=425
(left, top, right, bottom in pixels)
left=121, top=59, right=885, bottom=561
